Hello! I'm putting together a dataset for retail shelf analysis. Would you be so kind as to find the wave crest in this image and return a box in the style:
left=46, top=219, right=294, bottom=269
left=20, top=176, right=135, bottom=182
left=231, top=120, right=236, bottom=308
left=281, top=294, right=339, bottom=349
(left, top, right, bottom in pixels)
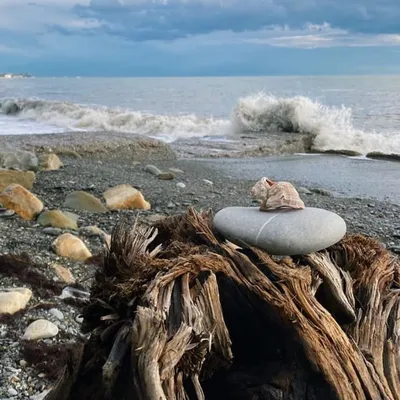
left=0, top=98, right=229, bottom=142
left=232, top=92, right=400, bottom=155
left=1, top=94, right=400, bottom=155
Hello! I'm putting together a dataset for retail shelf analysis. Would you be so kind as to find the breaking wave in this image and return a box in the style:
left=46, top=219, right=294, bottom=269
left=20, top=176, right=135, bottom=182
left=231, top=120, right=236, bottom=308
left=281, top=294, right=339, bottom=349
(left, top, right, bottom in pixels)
left=0, top=99, right=230, bottom=142
left=1, top=94, right=400, bottom=155
left=232, top=93, right=400, bottom=155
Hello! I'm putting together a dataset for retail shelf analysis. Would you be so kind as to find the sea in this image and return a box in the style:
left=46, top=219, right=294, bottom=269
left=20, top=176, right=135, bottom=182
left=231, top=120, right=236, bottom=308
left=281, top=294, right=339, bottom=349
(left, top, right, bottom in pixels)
left=1, top=75, right=400, bottom=156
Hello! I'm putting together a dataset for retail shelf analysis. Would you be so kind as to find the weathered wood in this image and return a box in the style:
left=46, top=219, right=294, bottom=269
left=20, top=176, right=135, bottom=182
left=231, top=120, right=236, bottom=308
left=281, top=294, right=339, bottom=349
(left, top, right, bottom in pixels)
left=44, top=208, right=400, bottom=400
left=102, top=323, right=132, bottom=398
left=305, top=252, right=356, bottom=323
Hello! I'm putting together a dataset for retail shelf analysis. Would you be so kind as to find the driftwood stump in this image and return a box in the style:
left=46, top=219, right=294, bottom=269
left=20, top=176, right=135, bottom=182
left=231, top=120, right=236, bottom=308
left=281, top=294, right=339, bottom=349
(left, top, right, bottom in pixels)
left=45, top=208, right=400, bottom=400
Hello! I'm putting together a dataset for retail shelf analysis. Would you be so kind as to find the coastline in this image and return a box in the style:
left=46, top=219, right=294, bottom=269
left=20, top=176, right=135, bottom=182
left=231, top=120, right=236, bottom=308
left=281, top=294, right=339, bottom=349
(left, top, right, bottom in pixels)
left=0, top=131, right=400, bottom=399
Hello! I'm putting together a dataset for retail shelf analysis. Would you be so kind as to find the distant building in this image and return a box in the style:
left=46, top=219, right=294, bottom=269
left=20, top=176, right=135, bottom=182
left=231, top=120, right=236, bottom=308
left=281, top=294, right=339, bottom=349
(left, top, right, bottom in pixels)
left=0, top=73, right=32, bottom=78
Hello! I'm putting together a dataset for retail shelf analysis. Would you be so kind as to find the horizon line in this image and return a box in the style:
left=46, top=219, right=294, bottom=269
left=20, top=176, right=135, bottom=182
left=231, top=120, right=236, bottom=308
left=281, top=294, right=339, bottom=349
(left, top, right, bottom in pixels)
left=3, top=72, right=400, bottom=78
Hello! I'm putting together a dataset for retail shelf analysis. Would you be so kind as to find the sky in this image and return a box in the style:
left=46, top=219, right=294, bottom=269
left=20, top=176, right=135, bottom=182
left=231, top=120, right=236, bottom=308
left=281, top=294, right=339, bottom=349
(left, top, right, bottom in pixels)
left=1, top=0, right=400, bottom=76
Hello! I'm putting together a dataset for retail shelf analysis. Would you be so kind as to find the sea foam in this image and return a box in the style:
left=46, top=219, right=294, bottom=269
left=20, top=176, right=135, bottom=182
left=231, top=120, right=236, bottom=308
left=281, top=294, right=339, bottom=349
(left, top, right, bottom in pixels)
left=1, top=94, right=400, bottom=155
left=231, top=92, right=400, bottom=155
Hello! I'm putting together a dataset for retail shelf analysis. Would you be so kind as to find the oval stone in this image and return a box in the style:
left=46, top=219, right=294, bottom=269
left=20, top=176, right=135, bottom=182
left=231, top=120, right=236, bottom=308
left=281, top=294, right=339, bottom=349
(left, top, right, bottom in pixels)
left=22, top=319, right=59, bottom=341
left=213, top=207, right=346, bottom=256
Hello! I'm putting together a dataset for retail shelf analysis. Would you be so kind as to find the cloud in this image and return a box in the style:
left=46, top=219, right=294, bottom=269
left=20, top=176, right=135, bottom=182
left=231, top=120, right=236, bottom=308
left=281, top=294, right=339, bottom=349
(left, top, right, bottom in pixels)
left=1, top=0, right=400, bottom=76
left=2, top=0, right=400, bottom=43
left=237, top=24, right=400, bottom=49
left=0, top=1, right=100, bottom=34
left=70, top=0, right=400, bottom=42
left=153, top=22, right=400, bottom=52
left=0, top=44, right=27, bottom=55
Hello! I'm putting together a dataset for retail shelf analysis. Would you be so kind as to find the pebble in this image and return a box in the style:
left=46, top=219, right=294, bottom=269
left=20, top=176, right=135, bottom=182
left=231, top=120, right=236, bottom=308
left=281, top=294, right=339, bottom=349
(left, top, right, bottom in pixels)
left=389, top=246, right=400, bottom=254
left=22, top=319, right=59, bottom=341
left=158, top=172, right=175, bottom=180
left=8, top=388, right=18, bottom=396
left=167, top=202, right=176, bottom=209
left=51, top=263, right=75, bottom=284
left=214, top=206, right=346, bottom=256
left=42, top=227, right=63, bottom=236
left=79, top=225, right=108, bottom=237
left=48, top=308, right=64, bottom=320
left=51, top=233, right=92, bottom=261
left=169, top=168, right=184, bottom=174
left=144, top=164, right=162, bottom=176
left=103, top=184, right=151, bottom=211
left=310, top=187, right=333, bottom=197
left=202, top=179, right=213, bottom=186
left=176, top=182, right=186, bottom=189
left=297, top=187, right=312, bottom=195
left=0, top=288, right=32, bottom=315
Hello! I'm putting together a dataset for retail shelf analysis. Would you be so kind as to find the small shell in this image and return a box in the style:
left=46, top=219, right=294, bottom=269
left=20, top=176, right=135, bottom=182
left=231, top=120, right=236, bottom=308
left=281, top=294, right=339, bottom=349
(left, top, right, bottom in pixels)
left=250, top=177, right=305, bottom=211
left=250, top=177, right=271, bottom=202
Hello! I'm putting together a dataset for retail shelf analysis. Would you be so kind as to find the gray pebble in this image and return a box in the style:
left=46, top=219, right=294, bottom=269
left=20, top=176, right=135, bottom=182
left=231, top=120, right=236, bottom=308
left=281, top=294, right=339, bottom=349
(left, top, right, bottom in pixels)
left=49, top=309, right=64, bottom=320
left=42, top=228, right=62, bottom=236
left=389, top=246, right=400, bottom=254
left=310, top=188, right=333, bottom=197
left=297, top=187, right=312, bottom=195
left=8, top=387, right=18, bottom=396
left=144, top=164, right=162, bottom=176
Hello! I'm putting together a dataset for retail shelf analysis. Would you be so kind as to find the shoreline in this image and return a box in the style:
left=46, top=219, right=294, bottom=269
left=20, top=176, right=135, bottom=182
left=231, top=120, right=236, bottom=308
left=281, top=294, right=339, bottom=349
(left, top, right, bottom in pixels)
left=1, top=130, right=400, bottom=162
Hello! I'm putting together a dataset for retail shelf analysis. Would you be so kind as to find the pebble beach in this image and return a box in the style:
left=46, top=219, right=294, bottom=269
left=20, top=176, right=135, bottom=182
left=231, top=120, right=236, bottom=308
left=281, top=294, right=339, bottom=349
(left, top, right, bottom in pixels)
left=0, top=132, right=400, bottom=399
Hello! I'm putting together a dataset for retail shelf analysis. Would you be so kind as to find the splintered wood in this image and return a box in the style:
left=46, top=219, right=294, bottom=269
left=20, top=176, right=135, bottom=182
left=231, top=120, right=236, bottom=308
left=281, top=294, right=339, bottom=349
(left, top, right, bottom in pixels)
left=44, top=209, right=400, bottom=400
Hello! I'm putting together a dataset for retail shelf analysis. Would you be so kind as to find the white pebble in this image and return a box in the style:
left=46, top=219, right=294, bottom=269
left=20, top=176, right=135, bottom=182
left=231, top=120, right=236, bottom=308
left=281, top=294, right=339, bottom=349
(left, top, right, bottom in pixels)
left=8, top=388, right=18, bottom=396
left=75, top=315, right=83, bottom=324
left=176, top=182, right=186, bottom=189
left=202, top=179, right=213, bottom=186
left=22, top=319, right=59, bottom=341
left=49, top=308, right=64, bottom=320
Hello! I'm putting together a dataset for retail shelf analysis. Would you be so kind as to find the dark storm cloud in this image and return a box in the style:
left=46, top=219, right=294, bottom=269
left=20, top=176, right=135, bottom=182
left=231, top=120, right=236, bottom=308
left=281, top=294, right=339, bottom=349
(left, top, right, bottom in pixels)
left=69, top=0, right=400, bottom=41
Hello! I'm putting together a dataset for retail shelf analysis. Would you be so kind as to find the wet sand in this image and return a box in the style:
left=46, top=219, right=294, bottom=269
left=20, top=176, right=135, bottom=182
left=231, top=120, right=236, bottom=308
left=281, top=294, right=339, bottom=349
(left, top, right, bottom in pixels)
left=183, top=154, right=400, bottom=204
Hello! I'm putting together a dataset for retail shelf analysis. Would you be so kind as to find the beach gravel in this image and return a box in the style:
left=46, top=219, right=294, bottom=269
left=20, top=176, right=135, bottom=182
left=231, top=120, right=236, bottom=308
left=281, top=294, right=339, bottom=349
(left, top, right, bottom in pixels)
left=0, top=147, right=399, bottom=399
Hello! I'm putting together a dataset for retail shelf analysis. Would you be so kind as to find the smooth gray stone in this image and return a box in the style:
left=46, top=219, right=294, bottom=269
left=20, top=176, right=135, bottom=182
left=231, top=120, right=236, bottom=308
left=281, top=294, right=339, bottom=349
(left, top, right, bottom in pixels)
left=213, top=207, right=346, bottom=256
left=0, top=150, right=39, bottom=171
